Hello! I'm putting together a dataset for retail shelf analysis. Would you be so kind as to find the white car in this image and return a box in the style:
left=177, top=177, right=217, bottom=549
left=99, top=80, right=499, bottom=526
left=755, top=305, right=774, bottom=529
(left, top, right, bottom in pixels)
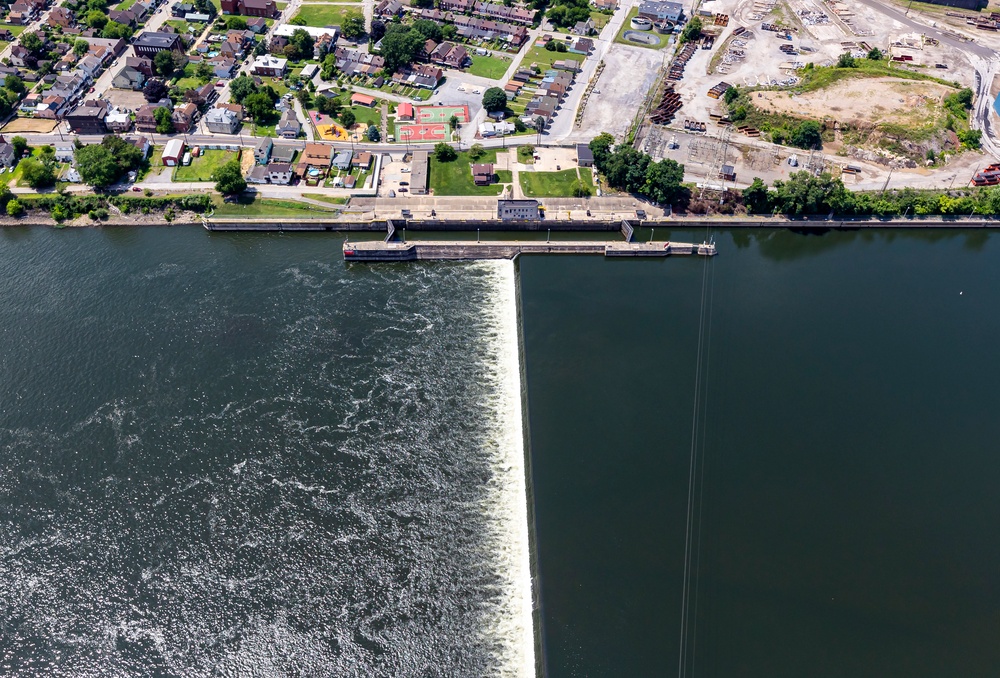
left=472, top=89, right=481, bottom=94
left=457, top=86, right=466, bottom=92
left=401, top=168, right=411, bottom=173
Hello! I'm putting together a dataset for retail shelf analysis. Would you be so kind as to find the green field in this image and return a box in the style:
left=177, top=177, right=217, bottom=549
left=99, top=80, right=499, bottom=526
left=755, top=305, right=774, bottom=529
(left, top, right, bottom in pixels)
left=467, top=54, right=512, bottom=80
left=174, top=150, right=237, bottom=182
left=115, top=0, right=139, bottom=8
left=519, top=167, right=593, bottom=197
left=210, top=195, right=339, bottom=218
left=430, top=150, right=507, bottom=196
left=172, top=63, right=206, bottom=92
left=795, top=58, right=958, bottom=94
left=349, top=104, right=382, bottom=127
left=292, top=4, right=358, bottom=27
left=521, top=43, right=570, bottom=71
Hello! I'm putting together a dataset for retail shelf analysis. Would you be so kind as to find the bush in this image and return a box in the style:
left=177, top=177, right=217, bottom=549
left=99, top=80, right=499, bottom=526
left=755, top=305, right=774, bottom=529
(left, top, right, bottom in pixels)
left=837, top=53, right=856, bottom=68
left=6, top=198, right=22, bottom=217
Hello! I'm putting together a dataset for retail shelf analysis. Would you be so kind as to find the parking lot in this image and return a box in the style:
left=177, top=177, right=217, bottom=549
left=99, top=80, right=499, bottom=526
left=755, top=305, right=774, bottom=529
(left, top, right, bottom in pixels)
left=380, top=156, right=416, bottom=197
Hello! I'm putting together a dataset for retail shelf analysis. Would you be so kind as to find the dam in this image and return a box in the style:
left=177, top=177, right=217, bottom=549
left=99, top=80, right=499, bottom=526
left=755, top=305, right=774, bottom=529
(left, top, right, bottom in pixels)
left=343, top=239, right=718, bottom=261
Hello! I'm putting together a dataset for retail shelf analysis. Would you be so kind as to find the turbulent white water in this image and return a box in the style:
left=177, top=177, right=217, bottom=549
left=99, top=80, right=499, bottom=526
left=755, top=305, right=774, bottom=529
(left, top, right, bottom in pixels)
left=0, top=232, right=537, bottom=677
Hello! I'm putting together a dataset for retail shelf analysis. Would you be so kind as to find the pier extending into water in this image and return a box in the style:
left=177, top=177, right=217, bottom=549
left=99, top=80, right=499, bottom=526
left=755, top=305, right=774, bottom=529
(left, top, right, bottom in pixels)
left=343, top=239, right=718, bottom=261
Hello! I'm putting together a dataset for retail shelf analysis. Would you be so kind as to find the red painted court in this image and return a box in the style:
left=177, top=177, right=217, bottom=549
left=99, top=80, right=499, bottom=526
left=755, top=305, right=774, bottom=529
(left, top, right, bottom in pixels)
left=396, top=123, right=450, bottom=142
left=415, top=105, right=470, bottom=124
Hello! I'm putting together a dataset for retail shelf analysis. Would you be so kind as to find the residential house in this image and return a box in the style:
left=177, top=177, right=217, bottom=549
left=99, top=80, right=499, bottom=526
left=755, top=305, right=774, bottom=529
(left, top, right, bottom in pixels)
left=6, top=12, right=28, bottom=25
left=209, top=55, right=237, bottom=78
left=525, top=94, right=558, bottom=119
left=276, top=109, right=300, bottom=138
left=105, top=108, right=132, bottom=131
left=126, top=56, right=154, bottom=77
left=133, top=32, right=183, bottom=56
left=472, top=163, right=494, bottom=185
left=172, top=3, right=194, bottom=17
left=9, top=45, right=30, bottom=68
left=162, top=139, right=185, bottom=166
left=343, top=175, right=356, bottom=189
left=220, top=0, right=276, bottom=17
left=270, top=142, right=297, bottom=163
left=498, top=199, right=540, bottom=220
left=18, top=92, right=40, bottom=113
left=473, top=2, right=535, bottom=24
left=185, top=12, right=211, bottom=22
left=49, top=71, right=91, bottom=104
left=253, top=136, right=272, bottom=164
left=49, top=6, right=74, bottom=27
left=0, top=136, right=17, bottom=167
left=302, top=142, right=332, bottom=169
left=375, top=0, right=403, bottom=19
left=331, top=150, right=352, bottom=171
left=113, top=64, right=145, bottom=90
left=251, top=54, right=287, bottom=77
left=66, top=99, right=109, bottom=134
left=266, top=162, right=293, bottom=184
left=440, top=0, right=474, bottom=11
left=333, top=47, right=384, bottom=76
left=77, top=54, right=103, bottom=78
left=203, top=105, right=242, bottom=133
left=129, top=136, right=151, bottom=159
left=135, top=103, right=166, bottom=132
left=391, top=64, right=442, bottom=89
left=246, top=165, right=269, bottom=184
left=54, top=141, right=75, bottom=163
left=185, top=82, right=217, bottom=106
left=87, top=37, right=127, bottom=60
left=0, top=29, right=15, bottom=41
left=171, top=102, right=197, bottom=132
left=430, top=42, right=469, bottom=69
left=593, top=0, right=617, bottom=9
left=553, top=58, right=581, bottom=72
left=247, top=17, right=267, bottom=33
left=576, top=143, right=594, bottom=167
left=571, top=17, right=595, bottom=35
left=352, top=151, right=372, bottom=170
left=269, top=33, right=288, bottom=52
left=300, top=63, right=318, bottom=80
left=478, top=120, right=514, bottom=136
left=35, top=95, right=69, bottom=119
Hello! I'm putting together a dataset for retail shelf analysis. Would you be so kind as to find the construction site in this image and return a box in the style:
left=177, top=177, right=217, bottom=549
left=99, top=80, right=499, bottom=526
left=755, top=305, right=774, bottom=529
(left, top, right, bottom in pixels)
left=625, top=0, right=1000, bottom=191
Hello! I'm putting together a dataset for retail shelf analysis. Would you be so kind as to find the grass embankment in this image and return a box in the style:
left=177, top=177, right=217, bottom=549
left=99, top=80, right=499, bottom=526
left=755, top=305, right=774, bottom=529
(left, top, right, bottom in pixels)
left=301, top=194, right=349, bottom=205
left=430, top=150, right=507, bottom=196
left=211, top=195, right=339, bottom=218
left=795, top=59, right=959, bottom=94
left=519, top=168, right=593, bottom=197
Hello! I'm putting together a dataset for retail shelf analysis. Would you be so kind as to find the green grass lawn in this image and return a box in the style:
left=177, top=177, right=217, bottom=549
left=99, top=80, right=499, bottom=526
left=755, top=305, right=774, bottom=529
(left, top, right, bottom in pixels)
left=519, top=167, right=592, bottom=197
left=430, top=150, right=506, bottom=196
left=517, top=145, right=535, bottom=163
left=174, top=149, right=237, bottom=182
left=301, top=194, right=349, bottom=205
left=590, top=10, right=612, bottom=29
left=521, top=43, right=569, bottom=71
left=172, top=63, right=206, bottom=92
left=116, top=0, right=139, bottom=8
left=614, top=8, right=667, bottom=49
left=2, top=25, right=27, bottom=38
left=210, top=195, right=339, bottom=218
left=292, top=4, right=358, bottom=26
left=795, top=58, right=958, bottom=94
left=349, top=104, right=381, bottom=127
left=467, top=53, right=512, bottom=80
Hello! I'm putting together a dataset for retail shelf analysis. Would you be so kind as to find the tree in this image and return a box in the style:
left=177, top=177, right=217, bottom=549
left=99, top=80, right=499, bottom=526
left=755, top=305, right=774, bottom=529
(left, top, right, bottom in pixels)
left=295, top=88, right=312, bottom=107
left=790, top=120, right=822, bottom=149
left=837, top=53, right=856, bottom=68
left=76, top=144, right=121, bottom=189
left=196, top=61, right=213, bottom=81
left=143, top=78, right=169, bottom=102
left=680, top=17, right=702, bottom=43
left=468, top=143, right=485, bottom=160
left=643, top=158, right=684, bottom=205
left=571, top=181, right=591, bottom=197
left=316, top=94, right=343, bottom=116
left=19, top=32, right=43, bottom=56
left=534, top=115, right=547, bottom=143
left=84, top=9, right=108, bottom=29
left=412, top=18, right=442, bottom=42
left=743, top=177, right=771, bottom=213
left=342, top=10, right=366, bottom=39
left=434, top=143, right=456, bottom=161
left=867, top=47, right=883, bottom=60
left=449, top=114, right=459, bottom=129
left=213, top=159, right=246, bottom=195
left=226, top=16, right=247, bottom=30
left=101, top=21, right=133, bottom=40
left=289, top=15, right=307, bottom=25
left=20, top=158, right=55, bottom=189
left=245, top=91, right=276, bottom=122
left=154, top=106, right=174, bottom=134
left=340, top=109, right=356, bottom=129
left=6, top=198, right=22, bottom=217
left=379, top=26, right=424, bottom=73
left=11, top=136, right=28, bottom=158
left=544, top=39, right=567, bottom=52
left=154, top=50, right=178, bottom=76
left=482, top=87, right=507, bottom=113
left=73, top=39, right=89, bottom=58
left=370, top=19, right=386, bottom=43
left=229, top=75, right=256, bottom=103
left=289, top=28, right=314, bottom=60
left=513, top=117, right=527, bottom=132
left=366, top=124, right=380, bottom=142
left=723, top=86, right=739, bottom=105
left=4, top=75, right=24, bottom=94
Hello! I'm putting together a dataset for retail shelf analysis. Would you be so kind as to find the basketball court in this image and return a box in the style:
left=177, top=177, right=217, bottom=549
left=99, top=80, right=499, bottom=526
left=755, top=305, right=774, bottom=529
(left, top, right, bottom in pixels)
left=395, top=123, right=451, bottom=142
left=415, top=105, right=469, bottom=124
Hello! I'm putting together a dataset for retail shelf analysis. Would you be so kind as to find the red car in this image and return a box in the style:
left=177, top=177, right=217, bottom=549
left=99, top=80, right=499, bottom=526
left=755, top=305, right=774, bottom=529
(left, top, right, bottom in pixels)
left=216, top=81, right=224, bottom=87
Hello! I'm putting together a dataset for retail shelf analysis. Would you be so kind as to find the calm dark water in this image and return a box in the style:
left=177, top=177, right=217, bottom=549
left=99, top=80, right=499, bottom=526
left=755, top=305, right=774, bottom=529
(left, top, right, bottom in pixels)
left=521, top=229, right=1000, bottom=677
left=0, top=227, right=532, bottom=676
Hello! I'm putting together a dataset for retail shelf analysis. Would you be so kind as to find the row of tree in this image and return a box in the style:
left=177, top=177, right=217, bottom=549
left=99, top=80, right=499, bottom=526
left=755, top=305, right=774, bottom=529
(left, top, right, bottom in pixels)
left=588, top=133, right=685, bottom=205
left=744, top=171, right=1000, bottom=216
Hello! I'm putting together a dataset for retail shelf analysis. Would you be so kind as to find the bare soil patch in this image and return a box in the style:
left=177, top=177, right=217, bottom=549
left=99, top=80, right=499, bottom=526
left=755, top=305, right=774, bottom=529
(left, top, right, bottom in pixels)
left=1, top=118, right=59, bottom=134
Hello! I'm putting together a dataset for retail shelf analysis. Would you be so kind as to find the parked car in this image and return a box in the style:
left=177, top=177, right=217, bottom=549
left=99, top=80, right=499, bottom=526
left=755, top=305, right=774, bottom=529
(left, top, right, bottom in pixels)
left=398, top=187, right=408, bottom=192
left=216, top=81, right=224, bottom=87
left=399, top=181, right=409, bottom=186
left=401, top=168, right=411, bottom=173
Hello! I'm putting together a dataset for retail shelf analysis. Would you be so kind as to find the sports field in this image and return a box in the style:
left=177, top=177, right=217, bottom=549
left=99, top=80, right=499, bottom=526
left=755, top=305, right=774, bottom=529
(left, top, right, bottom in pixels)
left=395, top=123, right=450, bottom=142
left=415, top=105, right=469, bottom=124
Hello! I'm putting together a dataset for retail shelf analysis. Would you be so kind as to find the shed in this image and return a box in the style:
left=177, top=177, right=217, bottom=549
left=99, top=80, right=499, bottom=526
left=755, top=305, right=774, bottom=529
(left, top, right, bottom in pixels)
left=162, top=139, right=186, bottom=166
left=351, top=93, right=377, bottom=107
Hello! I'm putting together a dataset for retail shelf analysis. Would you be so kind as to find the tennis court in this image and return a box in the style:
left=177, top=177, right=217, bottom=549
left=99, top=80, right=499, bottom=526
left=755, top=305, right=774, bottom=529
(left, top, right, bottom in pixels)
left=395, top=123, right=451, bottom=142
left=415, top=105, right=469, bottom=124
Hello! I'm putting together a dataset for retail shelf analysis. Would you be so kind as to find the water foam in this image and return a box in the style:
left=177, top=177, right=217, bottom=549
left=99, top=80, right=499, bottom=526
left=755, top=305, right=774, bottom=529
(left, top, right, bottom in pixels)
left=475, top=261, right=536, bottom=678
